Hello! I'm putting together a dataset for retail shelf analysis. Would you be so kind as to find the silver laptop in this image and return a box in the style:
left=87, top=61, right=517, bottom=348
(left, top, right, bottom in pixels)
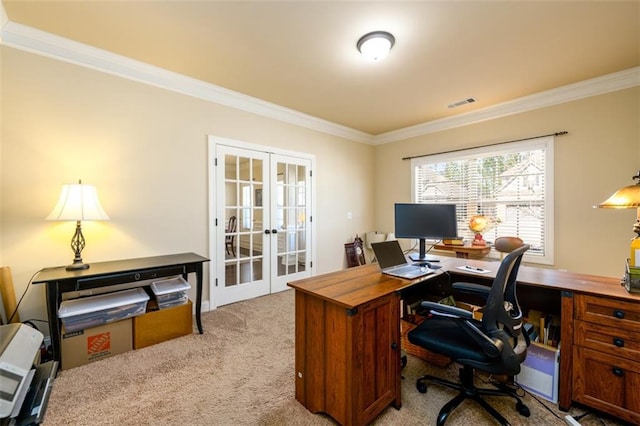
left=371, top=240, right=434, bottom=280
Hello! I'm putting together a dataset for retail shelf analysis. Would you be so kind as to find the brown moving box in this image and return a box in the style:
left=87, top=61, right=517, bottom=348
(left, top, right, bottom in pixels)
left=61, top=319, right=133, bottom=370
left=133, top=299, right=193, bottom=349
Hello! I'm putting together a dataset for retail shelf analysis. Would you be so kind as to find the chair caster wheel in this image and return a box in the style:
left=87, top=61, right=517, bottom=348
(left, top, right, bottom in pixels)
left=516, top=401, right=530, bottom=417
left=416, top=379, right=427, bottom=393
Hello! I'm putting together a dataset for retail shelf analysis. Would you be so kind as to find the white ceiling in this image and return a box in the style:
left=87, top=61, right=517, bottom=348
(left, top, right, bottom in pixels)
left=2, top=1, right=639, bottom=138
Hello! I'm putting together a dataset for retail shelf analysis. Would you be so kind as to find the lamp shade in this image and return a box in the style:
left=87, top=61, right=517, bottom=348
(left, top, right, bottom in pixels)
left=46, top=182, right=110, bottom=221
left=596, top=182, right=640, bottom=209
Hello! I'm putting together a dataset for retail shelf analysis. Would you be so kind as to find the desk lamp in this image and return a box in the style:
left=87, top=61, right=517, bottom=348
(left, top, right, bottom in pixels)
left=46, top=180, right=110, bottom=271
left=596, top=171, right=640, bottom=268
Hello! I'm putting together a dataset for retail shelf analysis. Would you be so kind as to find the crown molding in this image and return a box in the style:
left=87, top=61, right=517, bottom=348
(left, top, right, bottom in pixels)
left=0, top=21, right=374, bottom=144
left=373, top=66, right=640, bottom=145
left=1, top=20, right=637, bottom=145
left=0, top=2, right=8, bottom=43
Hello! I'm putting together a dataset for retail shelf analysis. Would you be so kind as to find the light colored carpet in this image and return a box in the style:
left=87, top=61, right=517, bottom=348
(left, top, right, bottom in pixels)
left=43, top=290, right=623, bottom=425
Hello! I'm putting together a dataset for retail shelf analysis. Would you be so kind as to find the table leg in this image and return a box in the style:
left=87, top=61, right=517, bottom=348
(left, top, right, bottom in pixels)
left=195, top=263, right=204, bottom=334
left=45, top=283, right=62, bottom=363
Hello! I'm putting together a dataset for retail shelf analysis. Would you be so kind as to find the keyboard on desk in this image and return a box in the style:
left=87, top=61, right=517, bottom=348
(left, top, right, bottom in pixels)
left=382, top=264, right=434, bottom=279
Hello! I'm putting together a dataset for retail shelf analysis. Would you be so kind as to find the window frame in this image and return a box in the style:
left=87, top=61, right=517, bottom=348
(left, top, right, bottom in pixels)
left=410, top=136, right=554, bottom=265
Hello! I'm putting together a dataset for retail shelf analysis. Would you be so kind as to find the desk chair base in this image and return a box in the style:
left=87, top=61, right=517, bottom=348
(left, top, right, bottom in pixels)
left=416, top=365, right=530, bottom=426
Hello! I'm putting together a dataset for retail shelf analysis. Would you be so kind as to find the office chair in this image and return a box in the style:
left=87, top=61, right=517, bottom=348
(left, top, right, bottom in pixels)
left=225, top=215, right=237, bottom=257
left=408, top=244, right=530, bottom=425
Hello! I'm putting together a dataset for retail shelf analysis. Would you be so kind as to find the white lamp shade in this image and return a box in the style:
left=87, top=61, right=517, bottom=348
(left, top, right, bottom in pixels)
left=46, top=183, right=110, bottom=221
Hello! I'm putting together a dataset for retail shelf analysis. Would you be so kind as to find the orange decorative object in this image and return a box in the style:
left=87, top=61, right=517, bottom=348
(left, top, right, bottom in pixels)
left=468, top=215, right=499, bottom=247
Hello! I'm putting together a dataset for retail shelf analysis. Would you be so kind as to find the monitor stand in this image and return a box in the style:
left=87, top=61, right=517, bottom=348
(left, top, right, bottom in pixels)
left=408, top=239, right=439, bottom=262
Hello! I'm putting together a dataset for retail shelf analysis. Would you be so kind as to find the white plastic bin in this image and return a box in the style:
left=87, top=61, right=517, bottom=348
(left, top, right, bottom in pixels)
left=58, top=287, right=149, bottom=333
left=150, top=276, right=191, bottom=309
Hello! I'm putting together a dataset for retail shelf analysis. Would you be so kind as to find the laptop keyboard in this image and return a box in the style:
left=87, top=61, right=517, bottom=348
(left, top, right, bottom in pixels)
left=392, top=265, right=422, bottom=275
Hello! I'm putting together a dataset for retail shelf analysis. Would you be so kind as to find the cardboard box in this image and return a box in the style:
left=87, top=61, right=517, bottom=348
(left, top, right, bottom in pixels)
left=515, top=342, right=560, bottom=403
left=133, top=299, right=193, bottom=349
left=61, top=319, right=133, bottom=370
left=455, top=301, right=484, bottom=320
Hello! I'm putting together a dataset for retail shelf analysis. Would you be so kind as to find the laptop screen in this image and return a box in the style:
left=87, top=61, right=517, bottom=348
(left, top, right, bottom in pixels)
left=372, top=241, right=409, bottom=269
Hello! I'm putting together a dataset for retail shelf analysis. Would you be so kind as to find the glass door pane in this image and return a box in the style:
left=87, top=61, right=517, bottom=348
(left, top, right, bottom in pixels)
left=270, top=154, right=311, bottom=292
left=216, top=145, right=269, bottom=306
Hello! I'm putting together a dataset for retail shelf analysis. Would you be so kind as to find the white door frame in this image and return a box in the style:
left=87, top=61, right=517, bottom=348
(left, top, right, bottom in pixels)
left=207, top=135, right=316, bottom=310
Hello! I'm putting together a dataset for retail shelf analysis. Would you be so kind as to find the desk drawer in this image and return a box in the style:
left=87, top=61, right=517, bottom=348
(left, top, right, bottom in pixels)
left=76, top=266, right=186, bottom=290
left=575, top=320, right=640, bottom=362
left=573, top=346, right=640, bottom=424
left=575, top=294, right=640, bottom=332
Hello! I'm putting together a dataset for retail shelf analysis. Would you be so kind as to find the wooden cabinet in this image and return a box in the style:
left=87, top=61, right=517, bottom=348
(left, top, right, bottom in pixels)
left=571, top=294, right=640, bottom=424
left=289, top=265, right=403, bottom=426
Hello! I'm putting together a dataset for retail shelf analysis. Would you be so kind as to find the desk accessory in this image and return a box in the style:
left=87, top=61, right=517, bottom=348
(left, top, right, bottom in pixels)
left=595, top=171, right=640, bottom=292
left=344, top=235, right=365, bottom=268
left=457, top=265, right=490, bottom=273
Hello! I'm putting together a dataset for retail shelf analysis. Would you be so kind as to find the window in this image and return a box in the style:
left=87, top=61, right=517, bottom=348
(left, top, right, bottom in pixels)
left=411, top=136, right=554, bottom=264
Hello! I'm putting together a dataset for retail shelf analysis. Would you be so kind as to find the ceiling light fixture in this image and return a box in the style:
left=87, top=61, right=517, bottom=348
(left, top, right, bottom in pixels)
left=357, top=31, right=395, bottom=61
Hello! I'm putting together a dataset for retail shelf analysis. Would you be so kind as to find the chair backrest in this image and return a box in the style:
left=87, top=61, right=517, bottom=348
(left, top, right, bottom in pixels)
left=226, top=216, right=237, bottom=234
left=494, top=236, right=524, bottom=254
left=480, top=244, right=530, bottom=369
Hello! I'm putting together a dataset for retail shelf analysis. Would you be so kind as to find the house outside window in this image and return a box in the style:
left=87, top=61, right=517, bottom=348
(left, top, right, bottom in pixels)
left=411, top=136, right=554, bottom=264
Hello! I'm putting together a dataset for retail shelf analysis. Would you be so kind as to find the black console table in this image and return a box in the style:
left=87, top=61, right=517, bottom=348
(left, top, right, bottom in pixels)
left=33, top=252, right=209, bottom=364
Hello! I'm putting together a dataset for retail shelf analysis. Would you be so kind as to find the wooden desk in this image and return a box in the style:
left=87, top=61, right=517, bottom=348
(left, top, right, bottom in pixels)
left=435, top=243, right=491, bottom=258
left=288, top=265, right=434, bottom=425
left=289, top=257, right=640, bottom=425
left=33, top=252, right=209, bottom=364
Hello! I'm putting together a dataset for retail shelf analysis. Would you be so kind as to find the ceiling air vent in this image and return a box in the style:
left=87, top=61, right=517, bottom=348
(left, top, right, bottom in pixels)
left=447, top=97, right=477, bottom=109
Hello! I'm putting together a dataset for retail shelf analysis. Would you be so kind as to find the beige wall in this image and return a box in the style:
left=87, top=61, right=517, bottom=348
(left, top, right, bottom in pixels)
left=374, top=87, right=640, bottom=277
left=1, top=44, right=638, bottom=329
left=0, top=47, right=375, bottom=324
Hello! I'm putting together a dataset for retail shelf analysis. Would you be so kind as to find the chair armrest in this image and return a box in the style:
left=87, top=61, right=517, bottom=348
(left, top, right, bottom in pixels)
left=452, top=282, right=490, bottom=298
left=420, top=301, right=473, bottom=319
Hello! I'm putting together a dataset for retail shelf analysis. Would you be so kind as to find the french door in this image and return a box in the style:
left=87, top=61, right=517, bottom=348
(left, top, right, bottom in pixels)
left=210, top=138, right=313, bottom=308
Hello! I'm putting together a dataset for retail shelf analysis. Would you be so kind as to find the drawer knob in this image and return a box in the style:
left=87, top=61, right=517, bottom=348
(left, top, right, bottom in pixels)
left=613, top=310, right=625, bottom=319
left=612, top=367, right=624, bottom=377
left=613, top=337, right=625, bottom=347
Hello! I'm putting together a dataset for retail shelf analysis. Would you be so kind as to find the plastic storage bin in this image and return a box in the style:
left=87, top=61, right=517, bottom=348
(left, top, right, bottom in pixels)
left=58, top=287, right=149, bottom=333
left=150, top=276, right=191, bottom=309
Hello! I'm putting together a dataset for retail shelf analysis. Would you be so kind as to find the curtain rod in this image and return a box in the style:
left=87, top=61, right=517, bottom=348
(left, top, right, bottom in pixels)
left=401, top=131, right=568, bottom=161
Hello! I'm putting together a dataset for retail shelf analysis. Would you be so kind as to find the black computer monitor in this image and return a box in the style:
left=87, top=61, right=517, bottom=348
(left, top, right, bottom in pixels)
left=394, top=203, right=458, bottom=262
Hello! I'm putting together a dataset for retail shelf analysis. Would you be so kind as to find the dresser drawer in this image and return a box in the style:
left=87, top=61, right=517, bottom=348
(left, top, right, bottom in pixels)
left=575, top=294, right=640, bottom=331
left=575, top=320, right=640, bottom=362
left=573, top=346, right=640, bottom=424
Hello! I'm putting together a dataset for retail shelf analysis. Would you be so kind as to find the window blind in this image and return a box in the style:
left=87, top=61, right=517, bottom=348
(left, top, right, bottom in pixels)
left=411, top=136, right=554, bottom=264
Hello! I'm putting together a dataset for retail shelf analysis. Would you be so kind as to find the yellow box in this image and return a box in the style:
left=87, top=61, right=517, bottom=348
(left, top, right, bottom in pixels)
left=61, top=319, right=133, bottom=370
left=133, top=299, right=193, bottom=349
